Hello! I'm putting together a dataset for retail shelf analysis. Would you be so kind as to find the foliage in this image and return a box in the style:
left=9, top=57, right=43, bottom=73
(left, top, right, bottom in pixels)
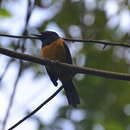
left=0, top=9, right=11, bottom=18
left=1, top=0, right=130, bottom=130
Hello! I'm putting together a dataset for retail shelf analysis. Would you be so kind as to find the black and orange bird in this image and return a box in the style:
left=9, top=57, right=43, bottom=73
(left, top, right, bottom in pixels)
left=35, top=31, right=80, bottom=107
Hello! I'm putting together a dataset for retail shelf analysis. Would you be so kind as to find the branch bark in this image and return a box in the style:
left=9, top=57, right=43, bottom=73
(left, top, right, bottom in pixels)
left=0, top=34, right=130, bottom=48
left=8, top=86, right=63, bottom=130
left=0, top=47, right=130, bottom=81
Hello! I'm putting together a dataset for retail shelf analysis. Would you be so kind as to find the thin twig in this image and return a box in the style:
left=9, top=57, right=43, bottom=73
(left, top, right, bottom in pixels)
left=64, top=38, right=130, bottom=48
left=0, top=59, right=14, bottom=81
left=8, top=86, right=63, bottom=130
left=2, top=1, right=34, bottom=129
left=2, top=64, right=23, bottom=130
left=0, top=34, right=130, bottom=48
left=0, top=33, right=39, bottom=39
left=0, top=47, right=130, bottom=81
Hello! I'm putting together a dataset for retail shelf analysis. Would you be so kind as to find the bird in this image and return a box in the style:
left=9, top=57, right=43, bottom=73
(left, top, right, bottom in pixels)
left=34, top=31, right=80, bottom=107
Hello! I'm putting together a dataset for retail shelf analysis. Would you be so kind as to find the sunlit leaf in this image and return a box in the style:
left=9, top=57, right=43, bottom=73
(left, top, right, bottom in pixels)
left=0, top=9, right=11, bottom=18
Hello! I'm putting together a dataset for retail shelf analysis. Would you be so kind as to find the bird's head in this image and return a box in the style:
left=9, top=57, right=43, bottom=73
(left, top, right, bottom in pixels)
left=33, top=31, right=60, bottom=47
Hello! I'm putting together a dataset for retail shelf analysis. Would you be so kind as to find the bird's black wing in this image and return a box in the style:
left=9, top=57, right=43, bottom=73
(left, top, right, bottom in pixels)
left=63, top=42, right=80, bottom=107
left=63, top=42, right=73, bottom=64
left=46, top=67, right=58, bottom=86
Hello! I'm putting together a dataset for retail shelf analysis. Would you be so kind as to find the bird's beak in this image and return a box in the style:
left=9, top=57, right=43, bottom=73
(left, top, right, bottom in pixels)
left=31, top=34, right=42, bottom=37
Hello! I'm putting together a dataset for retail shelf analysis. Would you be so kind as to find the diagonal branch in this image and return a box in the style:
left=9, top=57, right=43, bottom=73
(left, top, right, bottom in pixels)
left=8, top=86, right=63, bottom=130
left=2, top=64, right=23, bottom=130
left=0, top=34, right=130, bottom=48
left=2, top=1, right=35, bottom=130
left=0, top=47, right=130, bottom=81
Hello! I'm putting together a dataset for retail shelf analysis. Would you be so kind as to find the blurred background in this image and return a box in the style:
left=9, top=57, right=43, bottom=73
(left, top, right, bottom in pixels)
left=0, top=0, right=130, bottom=130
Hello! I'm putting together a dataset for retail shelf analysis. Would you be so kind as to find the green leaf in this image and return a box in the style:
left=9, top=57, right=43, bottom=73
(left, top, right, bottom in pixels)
left=0, top=9, right=11, bottom=18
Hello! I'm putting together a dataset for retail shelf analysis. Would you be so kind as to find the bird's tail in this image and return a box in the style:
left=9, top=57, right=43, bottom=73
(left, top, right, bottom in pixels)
left=62, top=80, right=80, bottom=107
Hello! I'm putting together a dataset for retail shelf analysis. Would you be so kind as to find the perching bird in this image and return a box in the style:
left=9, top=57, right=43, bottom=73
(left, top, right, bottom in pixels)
left=35, top=31, right=80, bottom=107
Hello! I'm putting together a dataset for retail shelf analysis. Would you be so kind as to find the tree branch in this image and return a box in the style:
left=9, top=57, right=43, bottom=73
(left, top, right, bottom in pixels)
left=64, top=38, right=130, bottom=48
left=8, top=86, right=63, bottom=130
left=0, top=47, right=130, bottom=81
left=0, top=34, right=130, bottom=48
left=0, top=34, right=39, bottom=40
left=2, top=1, right=35, bottom=129
left=2, top=64, right=23, bottom=130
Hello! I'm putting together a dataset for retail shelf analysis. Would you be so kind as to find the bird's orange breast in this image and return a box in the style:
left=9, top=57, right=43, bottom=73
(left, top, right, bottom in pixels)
left=41, top=38, right=67, bottom=63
